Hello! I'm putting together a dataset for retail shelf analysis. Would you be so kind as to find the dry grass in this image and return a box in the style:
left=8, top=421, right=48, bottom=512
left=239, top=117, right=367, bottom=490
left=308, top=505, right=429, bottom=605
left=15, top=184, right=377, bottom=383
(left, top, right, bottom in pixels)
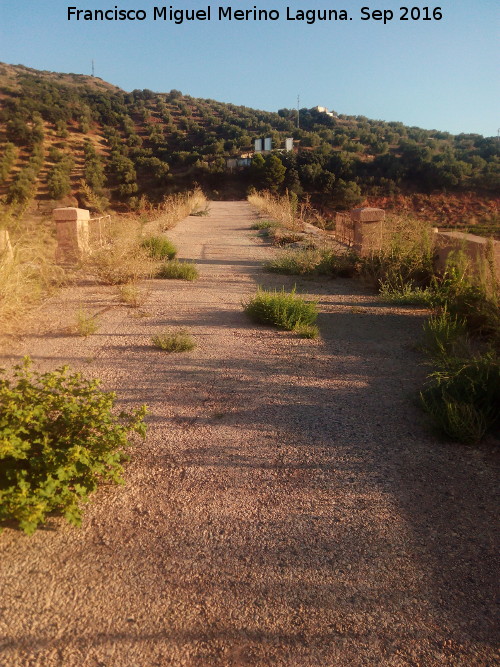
left=151, top=328, right=196, bottom=352
left=0, top=214, right=67, bottom=336
left=88, top=218, right=157, bottom=285
left=248, top=191, right=301, bottom=231
left=155, top=188, right=207, bottom=231
left=0, top=190, right=207, bottom=336
left=117, top=283, right=149, bottom=308
left=88, top=190, right=205, bottom=283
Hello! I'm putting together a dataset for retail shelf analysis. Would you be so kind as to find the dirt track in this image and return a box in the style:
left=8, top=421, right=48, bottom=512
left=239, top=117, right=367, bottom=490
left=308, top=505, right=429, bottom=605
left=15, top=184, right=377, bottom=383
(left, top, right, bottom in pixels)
left=0, top=201, right=498, bottom=666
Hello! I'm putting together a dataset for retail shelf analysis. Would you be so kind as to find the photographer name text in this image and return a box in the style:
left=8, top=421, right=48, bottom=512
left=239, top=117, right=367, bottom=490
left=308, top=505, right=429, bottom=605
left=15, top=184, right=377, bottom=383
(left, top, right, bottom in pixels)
left=67, top=6, right=443, bottom=25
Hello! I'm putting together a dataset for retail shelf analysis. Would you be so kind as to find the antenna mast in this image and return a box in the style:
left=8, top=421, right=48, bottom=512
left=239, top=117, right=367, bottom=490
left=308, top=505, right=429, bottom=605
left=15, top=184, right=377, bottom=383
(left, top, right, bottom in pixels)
left=297, top=94, right=300, bottom=129
left=91, top=60, right=95, bottom=77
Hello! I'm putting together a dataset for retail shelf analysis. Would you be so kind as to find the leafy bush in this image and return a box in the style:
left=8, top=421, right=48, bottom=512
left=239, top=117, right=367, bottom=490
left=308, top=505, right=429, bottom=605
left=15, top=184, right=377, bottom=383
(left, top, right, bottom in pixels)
left=156, top=260, right=198, bottom=281
left=243, top=287, right=318, bottom=332
left=0, top=358, right=147, bottom=534
left=141, top=235, right=177, bottom=260
left=152, top=329, right=196, bottom=352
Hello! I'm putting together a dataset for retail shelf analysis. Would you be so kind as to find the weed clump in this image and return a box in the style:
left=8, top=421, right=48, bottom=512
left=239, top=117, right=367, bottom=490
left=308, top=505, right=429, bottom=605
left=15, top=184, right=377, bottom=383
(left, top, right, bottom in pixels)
left=244, top=287, right=318, bottom=333
left=251, top=220, right=276, bottom=231
left=75, top=308, right=98, bottom=337
left=151, top=329, right=196, bottom=352
left=140, top=235, right=177, bottom=260
left=420, top=351, right=500, bottom=444
left=117, top=284, right=148, bottom=308
left=265, top=248, right=357, bottom=277
left=156, top=260, right=199, bottom=281
left=0, top=357, right=147, bottom=534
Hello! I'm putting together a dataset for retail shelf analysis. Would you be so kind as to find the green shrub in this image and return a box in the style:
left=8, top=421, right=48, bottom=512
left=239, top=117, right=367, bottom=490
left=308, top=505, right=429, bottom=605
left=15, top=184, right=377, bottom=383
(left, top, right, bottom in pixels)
left=0, top=358, right=147, bottom=534
left=420, top=352, right=500, bottom=444
left=156, top=260, right=198, bottom=281
left=243, top=287, right=318, bottom=331
left=151, top=329, right=196, bottom=352
left=141, top=235, right=177, bottom=260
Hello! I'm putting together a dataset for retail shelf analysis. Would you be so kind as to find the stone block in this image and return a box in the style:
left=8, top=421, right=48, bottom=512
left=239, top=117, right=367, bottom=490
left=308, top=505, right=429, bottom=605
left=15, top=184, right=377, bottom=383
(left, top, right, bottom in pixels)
left=351, top=207, right=385, bottom=223
left=53, top=207, right=90, bottom=222
left=54, top=208, right=90, bottom=264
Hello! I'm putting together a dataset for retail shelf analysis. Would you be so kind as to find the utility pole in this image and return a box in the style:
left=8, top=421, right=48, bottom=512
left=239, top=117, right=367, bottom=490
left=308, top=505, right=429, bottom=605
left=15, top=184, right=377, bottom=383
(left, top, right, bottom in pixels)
left=297, top=94, right=300, bottom=129
left=91, top=60, right=95, bottom=77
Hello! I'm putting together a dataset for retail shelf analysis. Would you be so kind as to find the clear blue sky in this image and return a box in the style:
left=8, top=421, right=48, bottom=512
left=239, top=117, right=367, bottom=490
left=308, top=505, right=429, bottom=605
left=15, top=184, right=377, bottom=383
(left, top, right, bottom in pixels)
left=1, top=1, right=498, bottom=137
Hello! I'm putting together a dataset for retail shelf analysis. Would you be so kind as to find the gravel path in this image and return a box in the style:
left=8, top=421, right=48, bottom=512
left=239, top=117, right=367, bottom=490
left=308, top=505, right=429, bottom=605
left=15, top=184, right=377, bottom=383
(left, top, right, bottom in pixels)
left=0, top=201, right=498, bottom=666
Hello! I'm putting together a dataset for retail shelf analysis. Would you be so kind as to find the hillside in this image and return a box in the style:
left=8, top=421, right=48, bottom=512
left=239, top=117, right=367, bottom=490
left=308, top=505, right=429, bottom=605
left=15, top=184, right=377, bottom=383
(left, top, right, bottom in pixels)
left=0, top=62, right=498, bottom=231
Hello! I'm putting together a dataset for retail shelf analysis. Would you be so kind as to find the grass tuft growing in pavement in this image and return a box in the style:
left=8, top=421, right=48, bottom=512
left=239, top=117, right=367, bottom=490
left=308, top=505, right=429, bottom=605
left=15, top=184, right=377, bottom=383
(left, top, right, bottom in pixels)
left=141, top=236, right=177, bottom=260
left=156, top=260, right=199, bottom=281
left=151, top=328, right=196, bottom=352
left=243, top=287, right=318, bottom=332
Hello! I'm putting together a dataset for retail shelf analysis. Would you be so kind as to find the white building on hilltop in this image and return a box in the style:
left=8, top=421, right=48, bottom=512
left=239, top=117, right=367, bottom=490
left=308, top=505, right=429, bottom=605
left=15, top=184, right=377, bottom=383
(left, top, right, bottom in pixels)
left=313, top=106, right=336, bottom=118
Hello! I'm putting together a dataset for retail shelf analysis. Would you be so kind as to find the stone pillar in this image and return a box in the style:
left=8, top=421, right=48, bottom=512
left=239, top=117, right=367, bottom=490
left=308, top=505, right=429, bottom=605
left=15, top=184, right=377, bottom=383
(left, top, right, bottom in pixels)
left=54, top=207, right=90, bottom=264
left=0, top=229, right=14, bottom=261
left=433, top=229, right=499, bottom=288
left=351, top=207, right=385, bottom=256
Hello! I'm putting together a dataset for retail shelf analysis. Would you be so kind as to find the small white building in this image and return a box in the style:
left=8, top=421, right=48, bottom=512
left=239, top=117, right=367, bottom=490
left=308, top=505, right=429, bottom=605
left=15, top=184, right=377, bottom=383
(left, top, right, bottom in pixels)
left=313, top=106, right=336, bottom=118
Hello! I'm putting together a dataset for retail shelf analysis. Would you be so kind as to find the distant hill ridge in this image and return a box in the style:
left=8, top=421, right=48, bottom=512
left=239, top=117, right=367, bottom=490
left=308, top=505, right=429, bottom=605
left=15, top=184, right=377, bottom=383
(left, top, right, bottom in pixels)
left=0, top=62, right=498, bottom=229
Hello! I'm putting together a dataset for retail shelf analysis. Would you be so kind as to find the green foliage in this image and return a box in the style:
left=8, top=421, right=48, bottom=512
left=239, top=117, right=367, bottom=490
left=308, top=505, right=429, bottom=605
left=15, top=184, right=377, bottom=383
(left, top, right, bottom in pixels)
left=141, top=235, right=177, bottom=260
left=1, top=65, right=498, bottom=210
left=263, top=154, right=286, bottom=192
left=75, top=308, right=98, bottom=337
left=83, top=140, right=106, bottom=191
left=420, top=351, right=500, bottom=444
left=330, top=179, right=363, bottom=210
left=265, top=248, right=357, bottom=277
left=243, top=287, right=318, bottom=331
left=152, top=329, right=196, bottom=352
left=156, top=260, right=199, bottom=281
left=0, top=358, right=147, bottom=534
left=378, top=282, right=435, bottom=306
left=0, top=143, right=18, bottom=184
left=293, top=323, right=320, bottom=339
left=421, top=308, right=469, bottom=361
left=251, top=219, right=277, bottom=231
left=47, top=168, right=71, bottom=200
